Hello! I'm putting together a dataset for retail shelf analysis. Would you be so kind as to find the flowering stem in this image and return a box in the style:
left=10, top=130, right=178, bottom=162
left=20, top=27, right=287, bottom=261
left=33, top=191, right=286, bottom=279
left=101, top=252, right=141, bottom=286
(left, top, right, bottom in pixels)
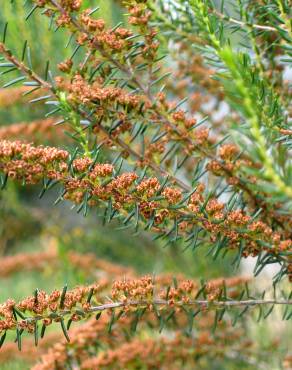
left=49, top=0, right=274, bottom=215
left=0, top=41, right=192, bottom=191
left=17, top=298, right=292, bottom=326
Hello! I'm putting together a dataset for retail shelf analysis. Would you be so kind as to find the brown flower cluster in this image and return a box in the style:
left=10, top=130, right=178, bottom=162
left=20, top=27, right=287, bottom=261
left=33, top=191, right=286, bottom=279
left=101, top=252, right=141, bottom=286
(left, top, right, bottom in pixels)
left=36, top=0, right=82, bottom=14
left=1, top=140, right=291, bottom=277
left=112, top=275, right=249, bottom=307
left=162, top=186, right=183, bottom=204
left=50, top=3, right=134, bottom=54
left=112, top=275, right=154, bottom=303
left=128, top=3, right=152, bottom=27
left=79, top=11, right=133, bottom=52
left=127, top=2, right=159, bottom=61
left=58, top=73, right=140, bottom=113
left=0, top=140, right=68, bottom=184
left=148, top=94, right=212, bottom=158
left=0, top=283, right=103, bottom=334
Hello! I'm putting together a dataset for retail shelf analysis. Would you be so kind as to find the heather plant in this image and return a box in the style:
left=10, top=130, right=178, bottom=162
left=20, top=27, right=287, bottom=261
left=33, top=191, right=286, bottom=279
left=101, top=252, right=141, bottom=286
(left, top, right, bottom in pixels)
left=0, top=0, right=291, bottom=369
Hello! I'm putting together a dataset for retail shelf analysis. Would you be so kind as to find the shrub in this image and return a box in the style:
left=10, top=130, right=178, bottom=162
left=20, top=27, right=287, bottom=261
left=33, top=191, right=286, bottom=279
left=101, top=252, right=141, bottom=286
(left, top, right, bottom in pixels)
left=0, top=0, right=291, bottom=368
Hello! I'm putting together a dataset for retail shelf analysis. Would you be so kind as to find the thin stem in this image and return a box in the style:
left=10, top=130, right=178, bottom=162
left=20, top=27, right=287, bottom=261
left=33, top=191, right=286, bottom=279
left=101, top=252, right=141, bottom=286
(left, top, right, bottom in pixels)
left=212, top=9, right=279, bottom=32
left=19, top=298, right=292, bottom=325
left=0, top=43, right=51, bottom=90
